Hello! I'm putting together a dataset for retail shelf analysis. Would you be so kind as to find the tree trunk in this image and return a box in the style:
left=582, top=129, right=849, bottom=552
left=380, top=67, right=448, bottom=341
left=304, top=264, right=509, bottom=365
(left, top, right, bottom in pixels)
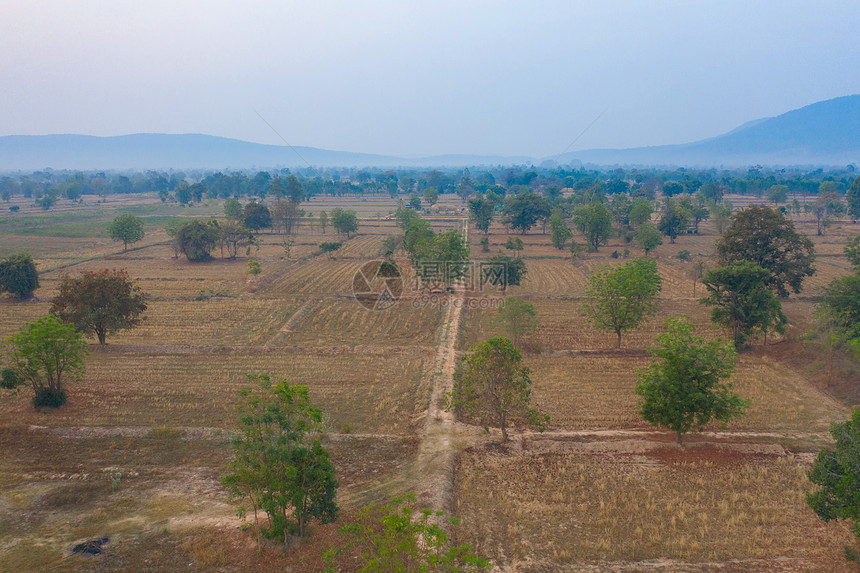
left=616, top=330, right=622, bottom=349
left=97, top=329, right=107, bottom=345
left=677, top=432, right=683, bottom=445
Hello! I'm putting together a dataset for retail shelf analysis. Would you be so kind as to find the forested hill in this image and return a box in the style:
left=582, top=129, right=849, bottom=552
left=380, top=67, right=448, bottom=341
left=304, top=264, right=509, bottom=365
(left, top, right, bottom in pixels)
left=0, top=133, right=530, bottom=171
left=561, top=95, right=860, bottom=167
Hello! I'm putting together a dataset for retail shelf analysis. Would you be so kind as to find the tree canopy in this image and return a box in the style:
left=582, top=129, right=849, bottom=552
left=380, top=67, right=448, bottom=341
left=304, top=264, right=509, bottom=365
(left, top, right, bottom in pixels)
left=494, top=296, right=538, bottom=347
left=807, top=409, right=860, bottom=563
left=583, top=257, right=663, bottom=348
left=50, top=269, right=148, bottom=345
left=502, top=192, right=550, bottom=234
left=175, top=219, right=220, bottom=262
left=700, top=261, right=787, bottom=349
left=658, top=197, right=691, bottom=243
left=481, top=254, right=527, bottom=292
left=548, top=211, right=572, bottom=250
left=107, top=213, right=145, bottom=251
left=6, top=315, right=88, bottom=409
left=0, top=253, right=39, bottom=299
left=222, top=374, right=338, bottom=542
left=715, top=205, right=815, bottom=297
left=635, top=316, right=747, bottom=444
left=468, top=196, right=495, bottom=234
left=573, top=201, right=613, bottom=251
left=242, top=202, right=272, bottom=231
left=331, top=208, right=359, bottom=238
left=448, top=337, right=549, bottom=442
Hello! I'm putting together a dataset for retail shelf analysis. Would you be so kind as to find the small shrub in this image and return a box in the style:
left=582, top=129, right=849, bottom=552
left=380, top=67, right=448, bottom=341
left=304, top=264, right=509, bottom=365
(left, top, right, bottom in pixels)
left=677, top=249, right=691, bottom=261
left=480, top=237, right=490, bottom=252
left=150, top=426, right=182, bottom=440
left=611, top=250, right=620, bottom=259
left=247, top=259, right=262, bottom=276
left=33, top=388, right=67, bottom=409
left=9, top=205, right=19, bottom=212
left=1, top=368, right=24, bottom=389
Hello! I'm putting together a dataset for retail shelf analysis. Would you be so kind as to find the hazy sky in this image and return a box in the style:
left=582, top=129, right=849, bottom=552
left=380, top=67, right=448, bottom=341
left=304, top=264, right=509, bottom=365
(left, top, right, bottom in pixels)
left=2, top=1, right=859, bottom=158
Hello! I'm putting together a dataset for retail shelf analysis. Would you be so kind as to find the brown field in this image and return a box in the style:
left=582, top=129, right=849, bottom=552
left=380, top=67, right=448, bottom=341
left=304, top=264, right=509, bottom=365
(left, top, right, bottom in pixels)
left=1, top=192, right=858, bottom=572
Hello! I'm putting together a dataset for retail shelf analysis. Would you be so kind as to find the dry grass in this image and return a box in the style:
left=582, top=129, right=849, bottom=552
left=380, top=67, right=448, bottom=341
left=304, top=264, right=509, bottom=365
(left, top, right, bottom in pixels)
left=454, top=446, right=854, bottom=569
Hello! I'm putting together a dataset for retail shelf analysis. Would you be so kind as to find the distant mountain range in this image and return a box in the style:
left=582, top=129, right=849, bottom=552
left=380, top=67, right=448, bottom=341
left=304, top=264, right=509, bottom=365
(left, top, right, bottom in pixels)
left=1, top=95, right=858, bottom=171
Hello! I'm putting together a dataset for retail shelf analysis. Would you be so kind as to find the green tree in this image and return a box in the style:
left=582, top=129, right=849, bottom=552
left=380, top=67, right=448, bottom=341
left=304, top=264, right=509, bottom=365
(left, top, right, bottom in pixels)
left=271, top=199, right=302, bottom=235
left=628, top=197, right=654, bottom=228
left=423, top=186, right=439, bottom=206
left=223, top=374, right=338, bottom=542
left=468, top=196, right=494, bottom=234
left=573, top=201, right=613, bottom=251
left=224, top=197, right=243, bottom=220
left=715, top=205, right=815, bottom=297
left=700, top=261, right=786, bottom=349
left=504, top=236, right=524, bottom=253
left=325, top=492, right=489, bottom=572
left=176, top=220, right=220, bottom=262
left=242, top=202, right=272, bottom=231
left=107, top=213, right=145, bottom=251
left=319, top=210, right=328, bottom=234
left=50, top=269, right=147, bottom=345
left=806, top=191, right=844, bottom=236
left=447, top=337, right=549, bottom=442
left=710, top=198, right=733, bottom=233
left=481, top=254, right=527, bottom=292
left=6, top=315, right=88, bottom=409
left=548, top=211, right=572, bottom=250
left=494, top=296, right=538, bottom=347
left=766, top=184, right=789, bottom=205
left=658, top=197, right=691, bottom=243
left=635, top=317, right=747, bottom=444
left=217, top=220, right=256, bottom=259
left=845, top=236, right=860, bottom=271
left=662, top=181, right=684, bottom=197
left=583, top=257, right=662, bottom=348
left=0, top=253, right=40, bottom=299
left=319, top=242, right=343, bottom=259
left=502, top=192, right=550, bottom=234
left=847, top=176, right=860, bottom=219
left=634, top=222, right=662, bottom=256
left=331, top=208, right=359, bottom=238
left=416, top=230, right=470, bottom=287
left=285, top=174, right=304, bottom=203
left=807, top=409, right=860, bottom=563
left=819, top=272, right=860, bottom=345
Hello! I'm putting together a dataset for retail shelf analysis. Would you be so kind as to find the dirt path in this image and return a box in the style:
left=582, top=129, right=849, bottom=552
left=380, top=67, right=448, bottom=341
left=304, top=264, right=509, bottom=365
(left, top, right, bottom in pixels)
left=413, top=218, right=468, bottom=513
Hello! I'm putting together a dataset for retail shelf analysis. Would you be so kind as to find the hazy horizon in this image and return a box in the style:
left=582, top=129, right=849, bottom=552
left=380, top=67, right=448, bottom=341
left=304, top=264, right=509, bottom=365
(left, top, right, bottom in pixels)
left=2, top=1, right=859, bottom=158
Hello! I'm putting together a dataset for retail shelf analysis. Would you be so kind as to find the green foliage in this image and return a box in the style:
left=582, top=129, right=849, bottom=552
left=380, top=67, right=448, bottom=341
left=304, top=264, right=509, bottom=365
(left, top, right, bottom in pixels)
left=448, top=337, right=548, bottom=442
left=468, top=196, right=495, bottom=234
left=634, top=222, right=662, bottom=255
left=573, top=201, right=613, bottom=251
left=223, top=197, right=243, bottom=220
left=766, top=184, right=789, bottom=204
left=423, top=186, right=439, bottom=206
left=635, top=317, right=746, bottom=444
left=716, top=205, right=815, bottom=297
left=583, top=258, right=662, bottom=348
left=50, top=269, right=147, bottom=345
left=319, top=242, right=343, bottom=258
left=847, top=176, right=860, bottom=219
left=502, top=192, right=551, bottom=234
left=216, top=220, right=256, bottom=259
left=408, top=193, right=421, bottom=210
left=0, top=253, right=40, bottom=299
left=33, top=387, right=67, bottom=408
left=677, top=249, right=691, bottom=261
left=331, top=207, right=359, bottom=237
left=658, top=197, right=691, bottom=243
left=807, top=409, right=860, bottom=562
left=242, top=202, right=272, bottom=231
left=1, top=367, right=24, bottom=390
left=504, top=236, right=523, bottom=252
left=481, top=254, right=527, bottom=291
left=176, top=219, right=220, bottom=262
left=494, top=296, right=538, bottom=347
left=807, top=191, right=844, bottom=235
left=6, top=315, right=88, bottom=408
left=107, top=213, right=145, bottom=251
left=247, top=259, right=261, bottom=276
left=324, top=492, right=490, bottom=572
left=846, top=236, right=860, bottom=271
left=319, top=210, right=328, bottom=233
left=701, top=261, right=787, bottom=349
left=628, top=196, right=654, bottom=227
left=223, top=374, right=338, bottom=542
left=819, top=271, right=860, bottom=344
left=479, top=236, right=489, bottom=252
left=548, top=211, right=572, bottom=250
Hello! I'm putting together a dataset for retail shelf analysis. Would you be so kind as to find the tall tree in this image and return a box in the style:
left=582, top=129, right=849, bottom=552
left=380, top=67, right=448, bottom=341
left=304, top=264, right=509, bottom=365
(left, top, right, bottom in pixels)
left=807, top=409, right=860, bottom=564
left=176, top=220, right=220, bottom=262
left=51, top=269, right=147, bottom=345
left=331, top=208, right=359, bottom=238
left=548, top=210, right=572, bottom=250
left=481, top=254, right=527, bottom=292
left=658, top=197, right=691, bottom=243
left=224, top=198, right=243, bottom=220
left=700, top=261, right=786, bottom=349
left=628, top=197, right=654, bottom=228
left=107, top=214, right=145, bottom=251
left=223, top=374, right=338, bottom=541
left=634, top=222, right=662, bottom=256
left=847, top=176, right=860, bottom=219
left=468, top=196, right=494, bottom=234
left=6, top=315, right=88, bottom=409
left=635, top=317, right=746, bottom=444
left=502, top=192, right=551, bottom=235
left=572, top=201, right=613, bottom=251
left=242, top=202, right=273, bottom=232
left=715, top=205, right=815, bottom=297
left=493, top=296, right=538, bottom=346
left=583, top=257, right=662, bottom=348
left=447, top=337, right=549, bottom=442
